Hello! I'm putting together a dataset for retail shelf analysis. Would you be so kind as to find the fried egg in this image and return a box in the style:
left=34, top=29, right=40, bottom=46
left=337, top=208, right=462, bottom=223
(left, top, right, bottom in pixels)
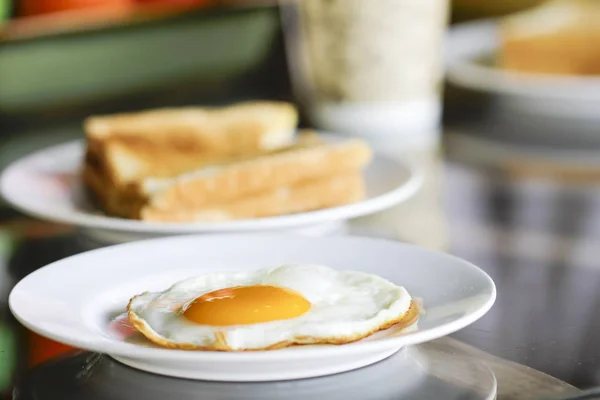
left=127, top=264, right=415, bottom=351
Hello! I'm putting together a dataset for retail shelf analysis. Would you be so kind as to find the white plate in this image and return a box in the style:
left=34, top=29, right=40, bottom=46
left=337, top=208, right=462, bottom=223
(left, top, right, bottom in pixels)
left=445, top=20, right=600, bottom=120
left=9, top=234, right=496, bottom=381
left=0, top=139, right=422, bottom=237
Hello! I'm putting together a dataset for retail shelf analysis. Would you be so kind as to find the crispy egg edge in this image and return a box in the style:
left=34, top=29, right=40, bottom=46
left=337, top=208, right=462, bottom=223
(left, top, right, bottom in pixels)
left=125, top=295, right=420, bottom=352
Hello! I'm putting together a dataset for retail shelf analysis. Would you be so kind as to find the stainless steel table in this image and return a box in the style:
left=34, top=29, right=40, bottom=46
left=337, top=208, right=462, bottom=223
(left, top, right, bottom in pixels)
left=2, top=118, right=600, bottom=398
left=13, top=336, right=584, bottom=400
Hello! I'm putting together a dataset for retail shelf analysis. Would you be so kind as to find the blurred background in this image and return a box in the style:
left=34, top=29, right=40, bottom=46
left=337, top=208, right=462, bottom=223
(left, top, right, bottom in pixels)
left=3, top=0, right=600, bottom=397
left=0, top=0, right=554, bottom=137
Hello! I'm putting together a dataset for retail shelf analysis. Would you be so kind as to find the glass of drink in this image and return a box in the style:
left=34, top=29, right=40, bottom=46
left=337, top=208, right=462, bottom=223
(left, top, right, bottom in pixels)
left=281, top=0, right=450, bottom=148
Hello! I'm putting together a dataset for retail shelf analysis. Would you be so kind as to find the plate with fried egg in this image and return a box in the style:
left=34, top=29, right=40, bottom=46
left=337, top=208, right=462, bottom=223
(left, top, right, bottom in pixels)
left=9, top=235, right=496, bottom=381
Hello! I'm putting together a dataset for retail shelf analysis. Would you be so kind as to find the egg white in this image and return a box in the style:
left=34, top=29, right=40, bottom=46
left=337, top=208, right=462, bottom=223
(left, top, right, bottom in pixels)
left=127, top=264, right=413, bottom=351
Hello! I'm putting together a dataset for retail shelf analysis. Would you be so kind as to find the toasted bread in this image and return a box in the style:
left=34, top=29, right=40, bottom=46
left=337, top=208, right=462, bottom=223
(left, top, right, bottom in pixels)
left=84, top=137, right=371, bottom=221
left=82, top=163, right=147, bottom=219
left=83, top=132, right=326, bottom=218
left=85, top=102, right=299, bottom=186
left=83, top=132, right=354, bottom=213
left=140, top=172, right=365, bottom=222
left=81, top=99, right=372, bottom=223
left=139, top=139, right=372, bottom=214
left=499, top=0, right=600, bottom=76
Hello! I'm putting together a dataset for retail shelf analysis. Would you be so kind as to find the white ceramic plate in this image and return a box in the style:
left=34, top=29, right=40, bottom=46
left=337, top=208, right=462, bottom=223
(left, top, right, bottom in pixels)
left=9, top=234, right=496, bottom=381
left=445, top=20, right=600, bottom=120
left=0, top=139, right=422, bottom=237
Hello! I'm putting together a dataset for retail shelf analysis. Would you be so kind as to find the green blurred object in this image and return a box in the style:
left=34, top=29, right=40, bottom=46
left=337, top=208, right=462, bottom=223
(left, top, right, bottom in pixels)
left=0, top=323, right=16, bottom=392
left=0, top=229, right=16, bottom=256
left=0, top=0, right=9, bottom=22
left=0, top=6, right=279, bottom=114
left=0, top=229, right=17, bottom=393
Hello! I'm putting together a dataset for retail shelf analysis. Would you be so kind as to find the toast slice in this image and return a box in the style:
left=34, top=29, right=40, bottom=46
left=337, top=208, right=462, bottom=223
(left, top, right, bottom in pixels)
left=83, top=163, right=146, bottom=219
left=85, top=102, right=299, bottom=186
left=499, top=0, right=600, bottom=76
left=83, top=137, right=371, bottom=221
left=83, top=132, right=327, bottom=219
left=138, top=139, right=372, bottom=215
left=141, top=172, right=365, bottom=222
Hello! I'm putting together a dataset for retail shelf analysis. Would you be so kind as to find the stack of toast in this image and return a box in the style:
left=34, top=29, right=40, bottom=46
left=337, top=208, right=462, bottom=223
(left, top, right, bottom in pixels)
left=82, top=102, right=372, bottom=222
left=499, top=0, right=600, bottom=76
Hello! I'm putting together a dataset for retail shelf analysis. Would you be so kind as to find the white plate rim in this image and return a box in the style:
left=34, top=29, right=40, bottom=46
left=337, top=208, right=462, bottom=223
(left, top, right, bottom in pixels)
left=0, top=140, right=423, bottom=234
left=445, top=19, right=600, bottom=101
left=9, top=234, right=496, bottom=361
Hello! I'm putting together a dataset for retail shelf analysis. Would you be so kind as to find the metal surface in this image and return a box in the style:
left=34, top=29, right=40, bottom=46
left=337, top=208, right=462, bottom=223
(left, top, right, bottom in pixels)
left=13, top=338, right=501, bottom=400
left=443, top=143, right=600, bottom=389
left=3, top=85, right=600, bottom=397
left=0, top=222, right=587, bottom=398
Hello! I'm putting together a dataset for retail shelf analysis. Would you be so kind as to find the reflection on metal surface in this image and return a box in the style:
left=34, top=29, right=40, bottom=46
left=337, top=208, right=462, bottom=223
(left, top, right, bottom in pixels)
left=2, top=130, right=597, bottom=394
left=441, top=151, right=600, bottom=387
left=15, top=339, right=499, bottom=400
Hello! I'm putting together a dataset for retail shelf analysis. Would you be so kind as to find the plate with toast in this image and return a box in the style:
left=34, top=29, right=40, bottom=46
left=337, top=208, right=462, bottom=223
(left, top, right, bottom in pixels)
left=0, top=102, right=422, bottom=240
left=446, top=0, right=600, bottom=120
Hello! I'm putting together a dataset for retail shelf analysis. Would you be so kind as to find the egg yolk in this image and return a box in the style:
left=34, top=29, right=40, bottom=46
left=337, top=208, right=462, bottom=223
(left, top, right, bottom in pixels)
left=183, top=285, right=311, bottom=326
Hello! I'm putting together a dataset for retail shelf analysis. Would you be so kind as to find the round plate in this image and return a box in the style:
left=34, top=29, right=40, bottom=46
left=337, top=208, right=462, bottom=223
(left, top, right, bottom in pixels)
left=9, top=235, right=496, bottom=381
left=445, top=20, right=600, bottom=119
left=0, top=140, right=422, bottom=235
